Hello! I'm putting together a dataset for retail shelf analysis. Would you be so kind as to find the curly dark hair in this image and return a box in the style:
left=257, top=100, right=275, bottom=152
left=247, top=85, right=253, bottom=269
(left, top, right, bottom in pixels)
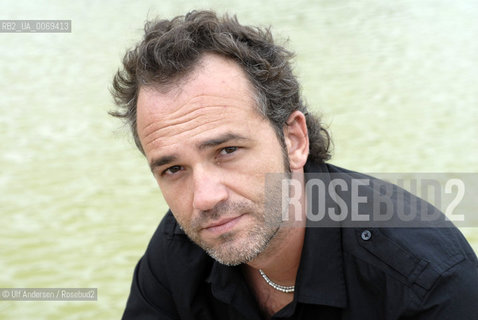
left=110, top=10, right=331, bottom=164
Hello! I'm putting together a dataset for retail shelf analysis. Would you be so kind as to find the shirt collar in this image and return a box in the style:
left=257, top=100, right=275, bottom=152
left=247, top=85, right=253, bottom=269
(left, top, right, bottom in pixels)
left=206, top=263, right=263, bottom=319
left=292, top=161, right=348, bottom=308
left=294, top=225, right=347, bottom=308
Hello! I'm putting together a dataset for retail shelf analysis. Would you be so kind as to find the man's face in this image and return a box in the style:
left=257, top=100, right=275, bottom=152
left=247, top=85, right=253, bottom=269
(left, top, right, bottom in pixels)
left=136, top=54, right=289, bottom=265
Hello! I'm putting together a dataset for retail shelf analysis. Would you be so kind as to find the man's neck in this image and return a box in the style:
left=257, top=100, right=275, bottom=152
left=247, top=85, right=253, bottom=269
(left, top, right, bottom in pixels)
left=245, top=218, right=306, bottom=285
left=247, top=170, right=308, bottom=284
left=241, top=170, right=307, bottom=317
left=241, top=219, right=306, bottom=318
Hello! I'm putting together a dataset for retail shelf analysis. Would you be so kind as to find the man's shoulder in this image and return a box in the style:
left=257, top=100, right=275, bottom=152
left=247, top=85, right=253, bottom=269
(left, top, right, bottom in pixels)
left=343, top=227, right=475, bottom=285
left=314, top=163, right=478, bottom=294
left=123, top=215, right=215, bottom=318
left=339, top=227, right=478, bottom=317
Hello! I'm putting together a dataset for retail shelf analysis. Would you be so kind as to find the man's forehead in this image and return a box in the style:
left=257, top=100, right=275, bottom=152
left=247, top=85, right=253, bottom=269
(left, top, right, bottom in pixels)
left=136, top=54, right=266, bottom=154
left=138, top=88, right=251, bottom=115
left=137, top=55, right=257, bottom=116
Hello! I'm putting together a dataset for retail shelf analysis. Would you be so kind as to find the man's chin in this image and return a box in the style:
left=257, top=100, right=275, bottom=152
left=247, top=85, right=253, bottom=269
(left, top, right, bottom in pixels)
left=207, top=248, right=259, bottom=266
left=190, top=223, right=281, bottom=266
left=202, top=235, right=271, bottom=266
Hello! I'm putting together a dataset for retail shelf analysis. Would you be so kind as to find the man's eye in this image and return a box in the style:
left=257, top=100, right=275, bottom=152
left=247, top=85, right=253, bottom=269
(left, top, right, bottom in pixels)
left=163, top=165, right=183, bottom=175
left=220, top=146, right=238, bottom=155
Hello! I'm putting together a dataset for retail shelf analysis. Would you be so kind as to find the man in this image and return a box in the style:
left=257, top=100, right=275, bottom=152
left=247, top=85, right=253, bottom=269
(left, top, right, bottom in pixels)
left=111, top=10, right=478, bottom=319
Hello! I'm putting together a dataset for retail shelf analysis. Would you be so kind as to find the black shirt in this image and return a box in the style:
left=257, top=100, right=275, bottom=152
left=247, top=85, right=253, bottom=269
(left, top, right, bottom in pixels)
left=122, top=163, right=478, bottom=319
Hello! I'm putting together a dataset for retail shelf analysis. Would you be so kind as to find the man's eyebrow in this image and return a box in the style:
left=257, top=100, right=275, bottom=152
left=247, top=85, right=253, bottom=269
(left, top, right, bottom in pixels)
left=197, top=133, right=249, bottom=150
left=149, top=155, right=178, bottom=171
left=149, top=133, right=249, bottom=171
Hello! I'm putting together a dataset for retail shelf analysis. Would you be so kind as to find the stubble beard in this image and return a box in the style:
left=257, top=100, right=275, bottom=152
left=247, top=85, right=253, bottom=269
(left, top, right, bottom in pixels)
left=204, top=205, right=282, bottom=266
left=182, top=198, right=283, bottom=266
left=180, top=145, right=292, bottom=266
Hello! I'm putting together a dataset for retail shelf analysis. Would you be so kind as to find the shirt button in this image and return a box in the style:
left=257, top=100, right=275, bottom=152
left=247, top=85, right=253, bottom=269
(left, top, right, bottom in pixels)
left=361, top=230, right=372, bottom=241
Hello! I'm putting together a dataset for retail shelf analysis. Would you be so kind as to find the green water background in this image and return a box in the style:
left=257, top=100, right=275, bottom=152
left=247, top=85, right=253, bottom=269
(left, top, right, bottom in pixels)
left=1, top=0, right=477, bottom=318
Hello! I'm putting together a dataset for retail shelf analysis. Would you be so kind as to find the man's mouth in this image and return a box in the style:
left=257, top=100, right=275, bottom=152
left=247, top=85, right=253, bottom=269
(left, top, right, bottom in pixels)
left=202, top=214, right=245, bottom=234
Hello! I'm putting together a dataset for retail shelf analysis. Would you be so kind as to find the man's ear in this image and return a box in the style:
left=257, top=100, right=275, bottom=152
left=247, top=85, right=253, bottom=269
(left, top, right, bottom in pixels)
left=283, top=111, right=309, bottom=171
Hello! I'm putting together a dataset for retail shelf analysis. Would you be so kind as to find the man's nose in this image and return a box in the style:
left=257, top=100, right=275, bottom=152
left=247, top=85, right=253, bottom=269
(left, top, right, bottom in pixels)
left=192, top=167, right=228, bottom=212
